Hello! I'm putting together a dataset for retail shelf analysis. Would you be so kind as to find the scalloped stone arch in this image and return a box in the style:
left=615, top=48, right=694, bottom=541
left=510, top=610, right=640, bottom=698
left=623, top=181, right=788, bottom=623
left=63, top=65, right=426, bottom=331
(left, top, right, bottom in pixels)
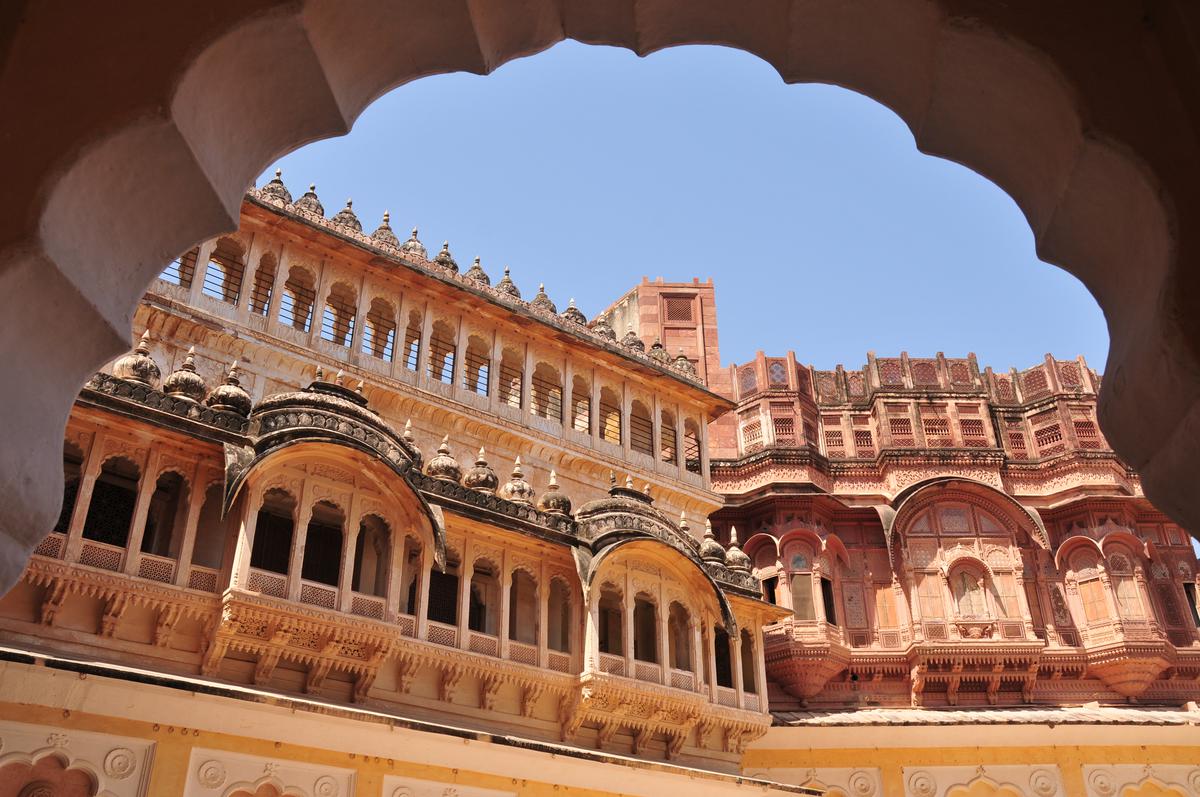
left=5, top=1, right=1200, bottom=598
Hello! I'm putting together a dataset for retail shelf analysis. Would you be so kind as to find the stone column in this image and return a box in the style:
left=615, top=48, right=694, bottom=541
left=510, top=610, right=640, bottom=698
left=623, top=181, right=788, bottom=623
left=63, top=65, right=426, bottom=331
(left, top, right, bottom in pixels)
left=754, top=629, right=769, bottom=711
left=457, top=551, right=474, bottom=650
left=584, top=588, right=601, bottom=672
left=563, top=359, right=575, bottom=431
left=304, top=256, right=331, bottom=349
left=172, top=467, right=209, bottom=588
left=731, top=631, right=745, bottom=706
left=186, top=240, right=217, bottom=304
left=417, top=299, right=433, bottom=385
left=705, top=624, right=719, bottom=700
left=63, top=433, right=106, bottom=562
left=537, top=561, right=550, bottom=668
left=385, top=533, right=407, bottom=623
left=337, top=495, right=363, bottom=613
left=286, top=481, right=315, bottom=601
left=229, top=488, right=261, bottom=591
left=452, top=313, right=469, bottom=390
left=498, top=555, right=513, bottom=658
left=691, top=620, right=703, bottom=690
left=347, top=272, right=371, bottom=364
left=122, top=449, right=161, bottom=575
left=623, top=585, right=635, bottom=674
left=415, top=545, right=432, bottom=640
left=521, top=344, right=533, bottom=412
left=589, top=371, right=600, bottom=440
left=488, top=329, right=504, bottom=411
left=656, top=600, right=670, bottom=682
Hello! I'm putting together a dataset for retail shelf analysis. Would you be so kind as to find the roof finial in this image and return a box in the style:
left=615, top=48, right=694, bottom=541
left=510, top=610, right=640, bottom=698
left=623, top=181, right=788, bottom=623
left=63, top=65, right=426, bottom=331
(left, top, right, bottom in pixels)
left=315, top=364, right=325, bottom=382
left=679, top=511, right=689, bottom=533
left=382, top=210, right=390, bottom=223
left=274, top=168, right=282, bottom=179
left=334, top=369, right=345, bottom=386
left=135, top=328, right=151, bottom=354
left=625, top=474, right=634, bottom=489
left=310, top=183, right=316, bottom=192
left=548, top=470, right=559, bottom=487
left=356, top=380, right=365, bottom=395
left=730, top=525, right=740, bottom=545
left=609, top=471, right=617, bottom=488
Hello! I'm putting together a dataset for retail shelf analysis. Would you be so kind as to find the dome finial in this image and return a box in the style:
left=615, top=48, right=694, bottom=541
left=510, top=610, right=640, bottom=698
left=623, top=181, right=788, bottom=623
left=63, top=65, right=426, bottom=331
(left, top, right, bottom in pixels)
left=262, top=168, right=292, bottom=203
left=274, top=168, right=281, bottom=178
left=334, top=369, right=345, bottom=386
left=725, top=524, right=751, bottom=572
left=499, top=456, right=535, bottom=504
left=162, top=344, right=206, bottom=402
left=294, top=183, right=324, bottom=215
left=112, top=329, right=161, bottom=386
left=370, top=210, right=400, bottom=248
left=400, top=226, right=427, bottom=258
left=538, top=469, right=572, bottom=515
left=700, top=518, right=725, bottom=562
left=531, top=282, right=557, bottom=313
left=205, top=360, right=251, bottom=416
left=314, top=364, right=325, bottom=382
left=434, top=240, right=459, bottom=273
left=425, top=434, right=462, bottom=483
left=463, top=446, right=498, bottom=494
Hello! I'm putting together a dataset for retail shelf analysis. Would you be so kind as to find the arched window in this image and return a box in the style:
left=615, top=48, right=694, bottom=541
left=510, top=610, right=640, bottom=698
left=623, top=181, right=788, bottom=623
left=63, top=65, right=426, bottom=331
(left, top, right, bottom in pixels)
left=427, top=319, right=457, bottom=383
left=785, top=545, right=816, bottom=621
left=191, top=483, right=227, bottom=569
left=82, top=456, right=140, bottom=548
left=319, top=282, right=357, bottom=347
left=683, top=419, right=702, bottom=473
left=362, top=298, right=396, bottom=361
left=462, top=335, right=491, bottom=395
left=548, top=578, right=571, bottom=653
left=427, top=549, right=459, bottom=625
left=160, top=245, right=199, bottom=288
left=667, top=602, right=691, bottom=670
left=599, top=386, right=622, bottom=444
left=713, top=625, right=733, bottom=688
left=352, top=514, right=390, bottom=597
left=571, top=375, right=590, bottom=433
left=498, top=348, right=523, bottom=407
left=659, top=410, right=678, bottom=463
left=1107, top=549, right=1144, bottom=619
left=629, top=400, right=654, bottom=456
left=54, top=441, right=84, bottom=534
left=402, top=310, right=422, bottom=370
left=468, top=560, right=500, bottom=635
left=951, top=567, right=988, bottom=619
left=200, top=237, right=246, bottom=304
left=1071, top=550, right=1107, bottom=625
left=633, top=594, right=657, bottom=663
left=141, top=471, right=188, bottom=557
left=739, top=629, right=757, bottom=694
left=508, top=569, right=538, bottom=644
left=278, top=266, right=316, bottom=332
left=248, top=252, right=277, bottom=315
left=301, top=500, right=344, bottom=587
left=250, top=488, right=296, bottom=574
left=530, top=362, right=563, bottom=421
left=598, top=588, right=623, bottom=655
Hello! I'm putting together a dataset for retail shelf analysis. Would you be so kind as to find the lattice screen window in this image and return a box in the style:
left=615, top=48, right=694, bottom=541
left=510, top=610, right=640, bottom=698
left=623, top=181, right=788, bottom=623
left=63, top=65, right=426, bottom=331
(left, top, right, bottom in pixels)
left=878, top=358, right=903, bottom=385
left=767, top=359, right=788, bottom=387
left=824, top=429, right=844, bottom=456
left=742, top=419, right=763, bottom=452
left=1034, top=423, right=1064, bottom=456
left=889, top=417, right=914, bottom=445
left=960, top=418, right=987, bottom=446
left=1022, top=367, right=1050, bottom=399
left=1074, top=419, right=1102, bottom=448
left=1007, top=421, right=1028, bottom=458
left=854, top=429, right=874, bottom=456
left=911, top=360, right=938, bottom=385
left=738, top=365, right=758, bottom=397
left=803, top=422, right=817, bottom=447
left=922, top=416, right=952, bottom=446
left=663, top=296, right=693, bottom=321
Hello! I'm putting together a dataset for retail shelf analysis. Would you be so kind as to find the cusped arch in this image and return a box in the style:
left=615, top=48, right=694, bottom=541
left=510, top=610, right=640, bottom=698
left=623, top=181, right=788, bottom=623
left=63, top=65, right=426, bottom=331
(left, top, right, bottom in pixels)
left=742, top=532, right=780, bottom=570
left=881, top=477, right=1050, bottom=567
left=1054, top=534, right=1107, bottom=572
left=1098, top=529, right=1152, bottom=561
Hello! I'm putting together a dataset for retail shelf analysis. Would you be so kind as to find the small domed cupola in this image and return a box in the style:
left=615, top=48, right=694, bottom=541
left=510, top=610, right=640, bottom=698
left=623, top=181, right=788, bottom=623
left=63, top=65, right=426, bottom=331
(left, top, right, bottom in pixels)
left=496, top=266, right=521, bottom=298
left=294, top=183, right=325, bottom=216
left=673, top=350, right=697, bottom=377
left=537, top=471, right=572, bottom=516
left=591, top=314, right=616, bottom=341
left=530, top=283, right=557, bottom=313
left=370, top=211, right=400, bottom=249
left=648, top=337, right=671, bottom=364
left=162, top=346, right=207, bottom=402
left=699, top=519, right=726, bottom=563
left=206, top=361, right=253, bottom=417
left=113, top=329, right=162, bottom=387
left=402, top=419, right=422, bottom=460
left=462, top=447, right=499, bottom=494
left=724, top=525, right=752, bottom=572
left=561, top=298, right=587, bottom=325
left=425, top=435, right=462, bottom=483
left=400, top=227, right=427, bottom=259
left=260, top=168, right=293, bottom=204
left=620, top=327, right=646, bottom=353
left=499, top=457, right=535, bottom=504
left=464, top=256, right=490, bottom=285
left=331, top=198, right=362, bottom=232
left=434, top=241, right=459, bottom=273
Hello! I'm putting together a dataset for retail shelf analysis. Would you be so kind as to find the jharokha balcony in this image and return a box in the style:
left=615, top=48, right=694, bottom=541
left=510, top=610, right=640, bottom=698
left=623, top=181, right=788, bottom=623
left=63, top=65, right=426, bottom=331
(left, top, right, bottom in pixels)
left=4, top=360, right=780, bottom=768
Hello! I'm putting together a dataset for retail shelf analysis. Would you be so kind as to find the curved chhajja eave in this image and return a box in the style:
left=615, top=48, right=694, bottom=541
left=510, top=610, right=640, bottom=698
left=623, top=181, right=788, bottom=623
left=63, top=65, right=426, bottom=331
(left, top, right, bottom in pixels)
left=581, top=536, right=740, bottom=637
left=222, top=435, right=448, bottom=572
left=7, top=0, right=1193, bottom=601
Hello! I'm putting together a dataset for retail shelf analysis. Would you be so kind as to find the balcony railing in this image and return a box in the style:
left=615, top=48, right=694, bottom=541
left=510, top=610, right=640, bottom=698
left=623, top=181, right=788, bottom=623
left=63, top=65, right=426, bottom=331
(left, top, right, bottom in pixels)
left=248, top=568, right=286, bottom=598
left=598, top=652, right=625, bottom=676
left=509, top=640, right=538, bottom=666
left=136, top=553, right=176, bottom=584
left=669, top=667, right=696, bottom=691
left=742, top=692, right=761, bottom=712
left=188, top=566, right=220, bottom=593
left=78, top=540, right=124, bottom=572
left=468, top=631, right=500, bottom=657
left=427, top=620, right=458, bottom=648
left=350, top=592, right=385, bottom=620
left=299, top=579, right=338, bottom=609
left=634, top=660, right=662, bottom=684
left=716, top=686, right=737, bottom=708
left=547, top=650, right=572, bottom=673
left=34, top=532, right=65, bottom=559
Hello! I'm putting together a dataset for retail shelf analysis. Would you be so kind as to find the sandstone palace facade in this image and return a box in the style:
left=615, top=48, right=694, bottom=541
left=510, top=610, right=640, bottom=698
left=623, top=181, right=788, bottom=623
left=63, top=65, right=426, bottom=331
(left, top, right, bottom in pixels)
left=0, top=175, right=1197, bottom=797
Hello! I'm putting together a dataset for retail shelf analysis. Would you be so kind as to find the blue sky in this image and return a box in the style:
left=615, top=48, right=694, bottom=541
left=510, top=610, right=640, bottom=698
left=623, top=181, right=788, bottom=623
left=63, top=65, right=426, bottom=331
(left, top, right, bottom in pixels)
left=262, top=41, right=1109, bottom=374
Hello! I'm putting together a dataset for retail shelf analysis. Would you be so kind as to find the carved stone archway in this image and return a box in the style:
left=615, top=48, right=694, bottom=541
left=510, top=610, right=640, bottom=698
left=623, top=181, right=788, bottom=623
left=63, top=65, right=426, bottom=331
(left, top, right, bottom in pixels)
left=4, top=1, right=1200, bottom=595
